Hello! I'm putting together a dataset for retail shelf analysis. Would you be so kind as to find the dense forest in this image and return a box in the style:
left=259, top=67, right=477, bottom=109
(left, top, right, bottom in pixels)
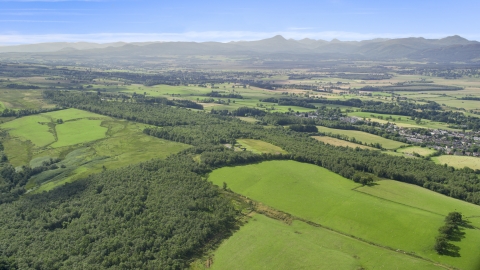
left=0, top=153, right=237, bottom=269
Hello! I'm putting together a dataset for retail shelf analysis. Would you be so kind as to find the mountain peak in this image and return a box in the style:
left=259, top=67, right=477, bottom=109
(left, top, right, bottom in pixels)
left=271, top=35, right=287, bottom=41
left=438, top=35, right=472, bottom=45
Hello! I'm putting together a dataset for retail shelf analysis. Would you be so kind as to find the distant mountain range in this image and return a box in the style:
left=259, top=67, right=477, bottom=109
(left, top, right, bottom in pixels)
left=1, top=35, right=479, bottom=62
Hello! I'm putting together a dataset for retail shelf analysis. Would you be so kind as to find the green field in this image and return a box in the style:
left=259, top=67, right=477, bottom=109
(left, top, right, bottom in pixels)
left=432, top=155, right=480, bottom=170
left=316, top=126, right=407, bottom=149
left=1, top=108, right=110, bottom=150
left=0, top=108, right=190, bottom=192
left=207, top=214, right=441, bottom=270
left=397, top=146, right=436, bottom=157
left=51, top=119, right=107, bottom=148
left=209, top=160, right=480, bottom=269
left=312, top=136, right=377, bottom=150
left=236, top=139, right=286, bottom=154
left=356, top=180, right=480, bottom=228
left=0, top=114, right=55, bottom=147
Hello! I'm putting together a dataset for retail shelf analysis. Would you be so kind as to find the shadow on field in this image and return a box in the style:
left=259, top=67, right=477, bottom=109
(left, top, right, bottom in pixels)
left=441, top=243, right=461, bottom=257
left=440, top=222, right=474, bottom=258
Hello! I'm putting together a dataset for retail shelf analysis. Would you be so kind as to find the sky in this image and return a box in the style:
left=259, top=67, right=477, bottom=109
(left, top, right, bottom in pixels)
left=0, top=0, right=479, bottom=45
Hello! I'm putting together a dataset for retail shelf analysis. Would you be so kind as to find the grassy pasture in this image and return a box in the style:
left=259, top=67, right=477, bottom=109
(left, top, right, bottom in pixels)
left=0, top=108, right=190, bottom=192
left=207, top=214, right=442, bottom=270
left=0, top=114, right=55, bottom=147
left=236, top=139, right=286, bottom=154
left=432, top=155, right=480, bottom=170
left=316, top=126, right=407, bottom=149
left=51, top=119, right=107, bottom=148
left=209, top=160, right=480, bottom=269
left=30, top=121, right=190, bottom=193
left=43, top=109, right=107, bottom=121
left=397, top=146, right=436, bottom=157
left=356, top=180, right=480, bottom=228
left=312, top=136, right=377, bottom=150
left=235, top=116, right=258, bottom=123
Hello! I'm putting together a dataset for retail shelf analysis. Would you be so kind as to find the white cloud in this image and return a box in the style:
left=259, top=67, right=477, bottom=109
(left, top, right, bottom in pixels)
left=0, top=31, right=477, bottom=45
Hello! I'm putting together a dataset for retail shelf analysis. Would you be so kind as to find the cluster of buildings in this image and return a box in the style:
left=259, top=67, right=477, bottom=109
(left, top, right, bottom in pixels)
left=391, top=125, right=480, bottom=156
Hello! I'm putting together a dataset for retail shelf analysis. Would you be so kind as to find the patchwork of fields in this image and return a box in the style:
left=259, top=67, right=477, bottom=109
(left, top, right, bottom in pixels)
left=209, top=160, right=480, bottom=269
left=0, top=108, right=190, bottom=192
left=316, top=125, right=407, bottom=150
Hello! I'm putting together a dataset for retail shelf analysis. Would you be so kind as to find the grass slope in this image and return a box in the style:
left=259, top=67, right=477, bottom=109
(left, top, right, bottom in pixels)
left=432, top=155, right=480, bottom=170
left=312, top=136, right=377, bottom=150
left=397, top=146, right=436, bottom=157
left=209, top=160, right=480, bottom=269
left=316, top=126, right=407, bottom=150
left=208, top=214, right=442, bottom=270
left=236, top=139, right=286, bottom=154
left=356, top=180, right=480, bottom=228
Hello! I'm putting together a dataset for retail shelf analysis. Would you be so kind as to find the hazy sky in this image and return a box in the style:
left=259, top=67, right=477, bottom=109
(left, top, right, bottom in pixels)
left=1, top=0, right=479, bottom=44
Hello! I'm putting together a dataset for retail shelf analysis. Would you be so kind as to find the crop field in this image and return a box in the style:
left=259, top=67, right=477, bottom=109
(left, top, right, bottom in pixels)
left=397, top=146, right=436, bottom=157
left=207, top=214, right=441, bottom=270
left=236, top=139, right=286, bottom=154
left=312, top=136, right=377, bottom=150
left=316, top=126, right=407, bottom=149
left=432, top=155, right=480, bottom=170
left=209, top=160, right=480, bottom=269
left=348, top=111, right=456, bottom=130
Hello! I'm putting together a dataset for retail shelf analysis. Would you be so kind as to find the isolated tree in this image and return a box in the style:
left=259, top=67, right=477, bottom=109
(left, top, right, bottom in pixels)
left=445, top=212, right=463, bottom=225
left=434, top=235, right=448, bottom=254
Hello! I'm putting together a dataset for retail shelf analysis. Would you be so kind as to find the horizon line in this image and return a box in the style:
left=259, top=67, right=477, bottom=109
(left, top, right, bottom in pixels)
left=0, top=31, right=478, bottom=46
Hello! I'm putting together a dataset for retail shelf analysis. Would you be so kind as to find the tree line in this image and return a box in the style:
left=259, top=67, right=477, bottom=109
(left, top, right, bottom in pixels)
left=42, top=90, right=480, bottom=205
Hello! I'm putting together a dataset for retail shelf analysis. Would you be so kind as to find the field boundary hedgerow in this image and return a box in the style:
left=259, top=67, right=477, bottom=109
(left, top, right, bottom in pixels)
left=223, top=189, right=455, bottom=270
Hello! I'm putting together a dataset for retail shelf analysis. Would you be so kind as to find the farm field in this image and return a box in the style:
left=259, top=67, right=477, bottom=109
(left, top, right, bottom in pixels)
left=316, top=125, right=407, bottom=149
left=209, top=160, right=480, bottom=269
left=0, top=108, right=190, bottom=192
left=432, top=155, right=480, bottom=170
left=0, top=89, right=54, bottom=110
left=348, top=111, right=457, bottom=130
left=51, top=119, right=107, bottom=148
left=356, top=180, right=480, bottom=228
left=312, top=136, right=377, bottom=150
left=207, top=214, right=442, bottom=270
left=236, top=139, right=286, bottom=154
left=0, top=114, right=56, bottom=148
left=397, top=146, right=437, bottom=157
